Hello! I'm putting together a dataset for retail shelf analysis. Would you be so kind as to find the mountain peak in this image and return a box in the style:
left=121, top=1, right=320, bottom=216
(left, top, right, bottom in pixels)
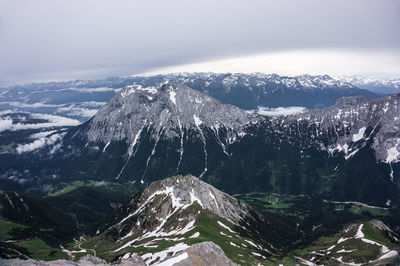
left=137, top=174, right=249, bottom=223
left=84, top=83, right=259, bottom=144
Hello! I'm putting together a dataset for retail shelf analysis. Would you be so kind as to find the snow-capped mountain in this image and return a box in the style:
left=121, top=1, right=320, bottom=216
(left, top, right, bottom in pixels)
left=68, top=83, right=260, bottom=181
left=84, top=83, right=258, bottom=144
left=340, top=75, right=400, bottom=94
left=131, top=73, right=378, bottom=109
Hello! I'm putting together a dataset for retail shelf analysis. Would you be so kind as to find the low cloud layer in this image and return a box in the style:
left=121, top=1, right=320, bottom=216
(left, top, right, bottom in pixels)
left=254, top=106, right=307, bottom=117
left=0, top=112, right=80, bottom=132
left=16, top=132, right=65, bottom=153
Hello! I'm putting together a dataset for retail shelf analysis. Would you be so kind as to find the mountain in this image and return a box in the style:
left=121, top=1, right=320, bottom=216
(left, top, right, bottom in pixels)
left=1, top=83, right=400, bottom=207
left=340, top=75, right=400, bottom=95
left=80, top=175, right=269, bottom=265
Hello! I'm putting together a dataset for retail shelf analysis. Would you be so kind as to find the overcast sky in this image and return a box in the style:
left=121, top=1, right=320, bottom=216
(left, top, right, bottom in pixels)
left=0, top=0, right=399, bottom=85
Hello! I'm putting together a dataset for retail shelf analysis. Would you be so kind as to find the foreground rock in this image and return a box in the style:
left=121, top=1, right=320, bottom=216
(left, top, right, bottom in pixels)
left=171, top=242, right=238, bottom=266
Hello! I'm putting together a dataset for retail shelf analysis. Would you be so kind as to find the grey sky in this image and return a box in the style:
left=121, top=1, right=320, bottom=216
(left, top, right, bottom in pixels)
left=0, top=0, right=399, bottom=85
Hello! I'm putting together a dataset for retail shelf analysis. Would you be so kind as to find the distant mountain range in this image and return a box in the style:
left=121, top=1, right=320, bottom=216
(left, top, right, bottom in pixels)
left=0, top=73, right=384, bottom=122
left=339, top=75, right=400, bottom=95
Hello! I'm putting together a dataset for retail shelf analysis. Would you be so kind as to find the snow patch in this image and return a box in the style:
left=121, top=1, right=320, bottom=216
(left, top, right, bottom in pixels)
left=193, top=115, right=203, bottom=127
left=142, top=242, right=189, bottom=265
left=189, top=232, right=199, bottom=238
left=209, top=191, right=219, bottom=210
left=230, top=242, right=239, bottom=248
left=103, top=141, right=110, bottom=152
left=355, top=224, right=364, bottom=238
left=218, top=221, right=236, bottom=234
left=352, top=127, right=366, bottom=142
left=169, top=90, right=177, bottom=105
left=154, top=252, right=188, bottom=266
left=386, top=139, right=400, bottom=163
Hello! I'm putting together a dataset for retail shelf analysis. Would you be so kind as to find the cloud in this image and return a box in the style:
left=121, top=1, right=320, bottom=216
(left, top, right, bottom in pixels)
left=30, top=130, right=57, bottom=139
left=65, top=107, right=98, bottom=118
left=56, top=105, right=99, bottom=118
left=68, top=87, right=115, bottom=93
left=12, top=113, right=80, bottom=130
left=31, top=87, right=115, bottom=94
left=0, top=102, right=66, bottom=108
left=142, top=49, right=400, bottom=79
left=79, top=101, right=107, bottom=107
left=0, top=0, right=399, bottom=84
left=0, top=113, right=80, bottom=132
left=0, top=118, right=13, bottom=132
left=16, top=132, right=65, bottom=153
left=0, top=101, right=105, bottom=109
left=253, top=106, right=307, bottom=117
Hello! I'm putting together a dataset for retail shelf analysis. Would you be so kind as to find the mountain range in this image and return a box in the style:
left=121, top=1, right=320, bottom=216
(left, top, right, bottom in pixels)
left=1, top=74, right=400, bottom=265
left=340, top=75, right=400, bottom=95
left=0, top=73, right=382, bottom=122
